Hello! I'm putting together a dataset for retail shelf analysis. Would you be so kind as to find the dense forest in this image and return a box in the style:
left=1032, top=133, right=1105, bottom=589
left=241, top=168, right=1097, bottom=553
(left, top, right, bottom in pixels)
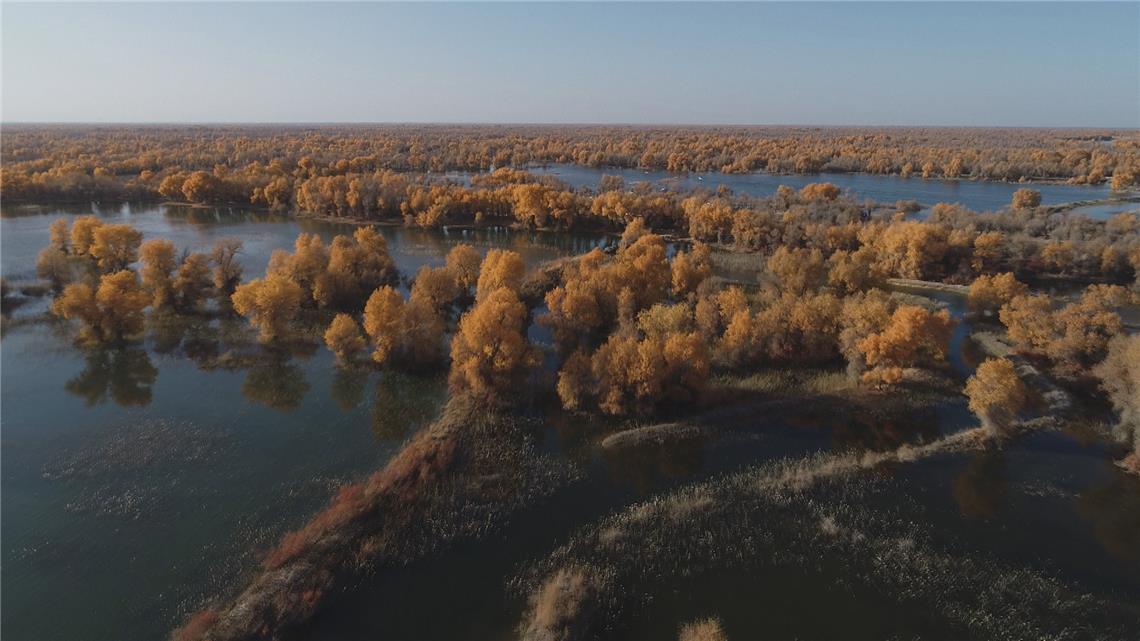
left=2, top=125, right=1138, bottom=206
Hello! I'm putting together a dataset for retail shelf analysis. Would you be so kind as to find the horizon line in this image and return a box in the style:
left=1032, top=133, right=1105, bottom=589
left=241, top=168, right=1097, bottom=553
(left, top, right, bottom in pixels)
left=2, top=121, right=1137, bottom=130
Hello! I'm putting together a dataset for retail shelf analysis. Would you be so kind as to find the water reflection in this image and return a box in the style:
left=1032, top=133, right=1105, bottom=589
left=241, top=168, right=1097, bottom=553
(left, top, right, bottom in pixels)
left=831, top=406, right=943, bottom=452
left=65, top=348, right=158, bottom=407
left=369, top=371, right=447, bottom=441
left=602, top=437, right=706, bottom=494
left=951, top=450, right=1009, bottom=519
left=241, top=354, right=311, bottom=412
left=1076, top=467, right=1140, bottom=561
left=330, top=366, right=368, bottom=411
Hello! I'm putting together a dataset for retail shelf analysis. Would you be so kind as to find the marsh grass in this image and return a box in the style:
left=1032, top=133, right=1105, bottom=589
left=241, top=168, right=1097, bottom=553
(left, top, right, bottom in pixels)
left=678, top=617, right=728, bottom=641
left=173, top=398, right=580, bottom=641
left=713, top=367, right=854, bottom=398
left=516, top=416, right=1138, bottom=641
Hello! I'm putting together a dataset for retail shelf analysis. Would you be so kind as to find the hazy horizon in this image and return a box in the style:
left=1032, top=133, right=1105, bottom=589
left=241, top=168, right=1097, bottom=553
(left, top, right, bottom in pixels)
left=3, top=2, right=1138, bottom=127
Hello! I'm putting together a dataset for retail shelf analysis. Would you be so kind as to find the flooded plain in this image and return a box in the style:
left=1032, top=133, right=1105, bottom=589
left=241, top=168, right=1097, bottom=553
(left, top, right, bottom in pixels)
left=1, top=202, right=1137, bottom=641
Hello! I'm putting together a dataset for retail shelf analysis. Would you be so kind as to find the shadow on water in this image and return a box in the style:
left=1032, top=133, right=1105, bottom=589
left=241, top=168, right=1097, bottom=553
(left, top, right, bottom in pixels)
left=241, top=353, right=311, bottom=413
left=369, top=370, right=449, bottom=441
left=64, top=347, right=158, bottom=407
left=951, top=449, right=1009, bottom=520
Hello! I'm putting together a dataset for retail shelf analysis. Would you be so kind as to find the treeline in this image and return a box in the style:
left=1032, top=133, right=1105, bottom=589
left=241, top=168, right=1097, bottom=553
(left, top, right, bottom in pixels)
left=3, top=125, right=1138, bottom=205
left=37, top=214, right=1140, bottom=471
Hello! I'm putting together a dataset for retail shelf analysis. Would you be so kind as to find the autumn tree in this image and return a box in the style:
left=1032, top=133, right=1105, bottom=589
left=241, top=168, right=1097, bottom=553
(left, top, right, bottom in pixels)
left=1010, top=188, right=1041, bottom=209
left=448, top=287, right=539, bottom=402
left=766, top=246, right=827, bottom=294
left=231, top=274, right=304, bottom=342
left=324, top=313, right=366, bottom=363
left=362, top=285, right=444, bottom=367
left=90, top=224, right=143, bottom=272
left=363, top=286, right=407, bottom=365
left=172, top=253, right=213, bottom=311
left=821, top=248, right=872, bottom=295
left=619, top=217, right=650, bottom=250
left=181, top=171, right=225, bottom=203
left=967, top=272, right=1028, bottom=316
left=69, top=216, right=104, bottom=256
left=838, top=288, right=895, bottom=378
left=671, top=242, right=712, bottom=298
left=971, top=231, right=1006, bottom=273
left=409, top=265, right=460, bottom=313
left=48, top=218, right=70, bottom=252
left=966, top=358, right=1028, bottom=438
left=139, top=239, right=178, bottom=308
left=445, top=243, right=482, bottom=293
left=268, top=233, right=329, bottom=305
left=210, top=237, right=244, bottom=296
left=36, top=246, right=73, bottom=290
left=1093, top=334, right=1140, bottom=473
left=868, top=220, right=951, bottom=280
left=1040, top=241, right=1074, bottom=274
left=1048, top=285, right=1132, bottom=367
left=475, top=249, right=525, bottom=301
left=799, top=182, right=841, bottom=202
left=52, top=270, right=150, bottom=343
left=858, top=305, right=955, bottom=384
left=1111, top=166, right=1137, bottom=192
left=562, top=319, right=710, bottom=415
left=312, top=227, right=396, bottom=309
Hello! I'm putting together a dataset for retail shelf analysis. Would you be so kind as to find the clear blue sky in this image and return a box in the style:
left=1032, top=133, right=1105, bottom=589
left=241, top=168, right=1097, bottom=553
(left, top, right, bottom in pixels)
left=2, top=1, right=1137, bottom=126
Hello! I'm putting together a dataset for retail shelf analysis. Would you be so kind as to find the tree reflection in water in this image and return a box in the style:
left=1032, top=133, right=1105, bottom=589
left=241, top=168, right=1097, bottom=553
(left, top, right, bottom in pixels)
left=65, top=348, right=158, bottom=407
left=330, top=366, right=368, bottom=411
left=1076, top=466, right=1140, bottom=562
left=241, top=353, right=310, bottom=412
left=370, top=371, right=447, bottom=441
left=951, top=449, right=1009, bottom=519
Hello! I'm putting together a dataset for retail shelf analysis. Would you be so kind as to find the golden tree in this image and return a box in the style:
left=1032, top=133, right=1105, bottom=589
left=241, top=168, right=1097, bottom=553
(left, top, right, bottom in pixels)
left=448, top=287, right=538, bottom=402
left=475, top=249, right=525, bottom=301
left=89, top=224, right=143, bottom=273
left=362, top=286, right=407, bottom=364
left=967, top=272, right=1027, bottom=316
left=766, top=246, right=826, bottom=294
left=827, top=247, right=883, bottom=295
left=172, top=253, right=213, bottom=310
left=231, top=274, right=304, bottom=342
left=69, top=216, right=104, bottom=256
left=799, top=182, right=841, bottom=202
left=445, top=243, right=482, bottom=292
left=858, top=305, right=955, bottom=384
left=324, top=313, right=366, bottom=363
left=52, top=270, right=150, bottom=343
left=1093, top=334, right=1140, bottom=473
left=999, top=294, right=1055, bottom=352
left=966, top=358, right=1028, bottom=438
left=971, top=231, right=1005, bottom=273
left=139, top=239, right=177, bottom=308
left=36, top=246, right=72, bottom=291
left=48, top=218, right=70, bottom=252
left=210, top=238, right=244, bottom=296
left=1010, top=188, right=1041, bottom=209
left=838, top=288, right=894, bottom=377
left=671, top=242, right=712, bottom=298
left=409, top=265, right=460, bottom=313
left=1049, top=285, right=1131, bottom=366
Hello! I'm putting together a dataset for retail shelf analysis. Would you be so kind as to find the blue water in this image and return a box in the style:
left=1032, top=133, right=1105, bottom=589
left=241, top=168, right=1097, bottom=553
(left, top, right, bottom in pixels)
left=527, top=163, right=1117, bottom=213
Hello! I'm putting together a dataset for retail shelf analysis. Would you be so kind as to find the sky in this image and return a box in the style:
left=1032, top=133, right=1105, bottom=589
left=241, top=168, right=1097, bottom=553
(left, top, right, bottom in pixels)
left=2, top=1, right=1138, bottom=127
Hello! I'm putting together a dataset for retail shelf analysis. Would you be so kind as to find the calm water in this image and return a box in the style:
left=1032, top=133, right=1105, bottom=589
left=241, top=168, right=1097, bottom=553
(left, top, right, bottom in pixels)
left=2, top=203, right=1137, bottom=641
left=0, top=203, right=598, bottom=641
left=525, top=163, right=1118, bottom=213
